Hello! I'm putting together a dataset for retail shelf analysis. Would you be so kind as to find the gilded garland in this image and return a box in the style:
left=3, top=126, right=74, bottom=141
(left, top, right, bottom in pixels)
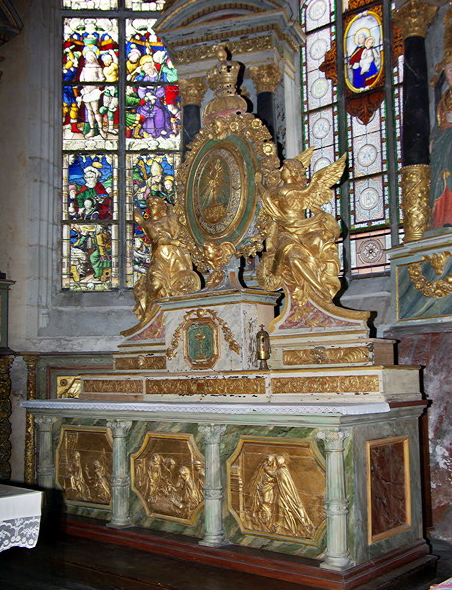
left=408, top=252, right=452, bottom=298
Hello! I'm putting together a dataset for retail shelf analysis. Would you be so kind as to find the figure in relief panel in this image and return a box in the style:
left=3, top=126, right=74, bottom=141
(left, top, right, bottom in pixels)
left=256, top=150, right=346, bottom=308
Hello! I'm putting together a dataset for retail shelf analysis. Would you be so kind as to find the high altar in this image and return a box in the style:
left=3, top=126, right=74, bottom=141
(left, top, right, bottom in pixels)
left=24, top=49, right=435, bottom=589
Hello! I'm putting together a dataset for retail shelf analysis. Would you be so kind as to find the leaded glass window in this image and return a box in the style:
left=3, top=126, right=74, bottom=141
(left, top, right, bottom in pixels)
left=300, top=0, right=403, bottom=276
left=61, top=0, right=180, bottom=291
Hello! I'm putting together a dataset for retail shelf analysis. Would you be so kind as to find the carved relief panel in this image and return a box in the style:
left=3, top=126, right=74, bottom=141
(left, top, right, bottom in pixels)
left=367, top=436, right=411, bottom=543
left=227, top=437, right=326, bottom=545
left=131, top=433, right=204, bottom=525
left=56, top=426, right=112, bottom=506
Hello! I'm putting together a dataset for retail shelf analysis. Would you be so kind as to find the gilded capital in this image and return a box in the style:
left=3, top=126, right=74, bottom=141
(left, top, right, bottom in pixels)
left=393, top=0, right=437, bottom=39
left=179, top=77, right=207, bottom=107
left=249, top=64, right=282, bottom=95
left=400, top=164, right=431, bottom=242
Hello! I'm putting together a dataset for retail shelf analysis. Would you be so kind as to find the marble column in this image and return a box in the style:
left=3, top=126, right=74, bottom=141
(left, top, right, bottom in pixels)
left=23, top=354, right=38, bottom=484
left=198, top=424, right=227, bottom=547
left=249, top=64, right=282, bottom=141
left=394, top=0, right=437, bottom=242
left=35, top=415, right=58, bottom=489
left=179, top=77, right=207, bottom=155
left=106, top=419, right=133, bottom=528
left=0, top=355, right=14, bottom=480
left=317, top=429, right=352, bottom=570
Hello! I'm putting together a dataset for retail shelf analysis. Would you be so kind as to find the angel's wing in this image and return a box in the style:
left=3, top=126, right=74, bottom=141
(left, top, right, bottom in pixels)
left=304, top=153, right=347, bottom=209
left=294, top=146, right=315, bottom=169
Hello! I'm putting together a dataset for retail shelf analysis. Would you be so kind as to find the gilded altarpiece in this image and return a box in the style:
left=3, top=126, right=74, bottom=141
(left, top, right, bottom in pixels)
left=228, top=437, right=326, bottom=546
left=131, top=432, right=204, bottom=525
left=56, top=426, right=113, bottom=506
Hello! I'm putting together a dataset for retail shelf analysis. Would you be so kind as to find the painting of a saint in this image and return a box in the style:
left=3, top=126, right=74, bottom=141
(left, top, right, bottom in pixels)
left=345, top=12, right=383, bottom=93
left=198, top=157, right=231, bottom=224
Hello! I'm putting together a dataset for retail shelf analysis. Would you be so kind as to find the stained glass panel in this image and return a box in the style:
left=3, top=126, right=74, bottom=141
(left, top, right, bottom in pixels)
left=303, top=0, right=335, bottom=33
left=63, top=0, right=118, bottom=9
left=125, top=0, right=165, bottom=11
left=350, top=230, right=390, bottom=274
left=62, top=223, right=119, bottom=290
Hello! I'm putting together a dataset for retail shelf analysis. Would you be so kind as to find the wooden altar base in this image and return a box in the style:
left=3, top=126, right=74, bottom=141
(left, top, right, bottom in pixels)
left=60, top=517, right=437, bottom=590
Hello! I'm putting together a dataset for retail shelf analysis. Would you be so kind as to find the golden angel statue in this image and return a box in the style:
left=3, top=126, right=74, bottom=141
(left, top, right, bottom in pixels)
left=126, top=197, right=201, bottom=334
left=256, top=150, right=346, bottom=307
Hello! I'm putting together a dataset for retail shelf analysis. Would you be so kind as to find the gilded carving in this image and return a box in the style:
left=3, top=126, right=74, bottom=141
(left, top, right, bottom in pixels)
left=393, top=0, right=437, bottom=39
left=167, top=308, right=240, bottom=361
left=146, top=376, right=265, bottom=396
left=227, top=437, right=326, bottom=544
left=400, top=165, right=431, bottom=243
left=56, top=427, right=113, bottom=505
left=179, top=76, right=207, bottom=106
left=115, top=356, right=166, bottom=371
left=283, top=346, right=370, bottom=366
left=23, top=355, right=38, bottom=484
left=131, top=433, right=204, bottom=524
left=172, top=36, right=279, bottom=65
left=83, top=379, right=143, bottom=394
left=255, top=149, right=346, bottom=309
left=408, top=251, right=452, bottom=298
left=184, top=317, right=220, bottom=370
left=249, top=64, right=282, bottom=95
left=0, top=355, right=13, bottom=481
left=367, top=437, right=411, bottom=543
left=57, top=376, right=81, bottom=398
left=272, top=375, right=380, bottom=394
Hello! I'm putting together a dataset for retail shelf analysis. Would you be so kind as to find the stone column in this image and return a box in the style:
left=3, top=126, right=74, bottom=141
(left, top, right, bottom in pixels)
left=179, top=77, right=207, bottom=155
left=394, top=0, right=437, bottom=242
left=317, top=429, right=352, bottom=570
left=23, top=354, right=38, bottom=484
left=249, top=64, right=282, bottom=141
left=198, top=424, right=227, bottom=547
left=106, top=420, right=133, bottom=528
left=0, top=355, right=14, bottom=480
left=35, top=415, right=58, bottom=489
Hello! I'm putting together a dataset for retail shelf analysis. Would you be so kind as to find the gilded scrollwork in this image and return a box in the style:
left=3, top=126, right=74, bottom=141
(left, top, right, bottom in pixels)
left=114, top=356, right=166, bottom=371
left=179, top=76, right=207, bottom=106
left=393, top=0, right=437, bottom=39
left=272, top=375, right=380, bottom=394
left=400, top=165, right=431, bottom=243
left=23, top=355, right=38, bottom=484
left=131, top=433, right=204, bottom=524
left=146, top=376, right=265, bottom=396
left=408, top=251, right=452, bottom=298
left=166, top=308, right=240, bottom=360
left=57, top=376, right=81, bottom=398
left=249, top=64, right=282, bottom=95
left=172, top=36, right=279, bottom=65
left=283, top=346, right=370, bottom=366
left=83, top=379, right=143, bottom=394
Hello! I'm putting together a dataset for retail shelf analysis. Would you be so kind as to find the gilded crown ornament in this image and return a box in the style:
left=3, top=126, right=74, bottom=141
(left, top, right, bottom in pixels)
left=203, top=45, right=248, bottom=121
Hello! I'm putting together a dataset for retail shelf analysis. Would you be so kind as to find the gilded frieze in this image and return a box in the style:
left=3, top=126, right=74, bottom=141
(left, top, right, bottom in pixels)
left=272, top=375, right=380, bottom=394
left=83, top=379, right=143, bottom=394
left=131, top=433, right=204, bottom=525
left=227, top=437, right=326, bottom=545
left=367, top=437, right=411, bottom=544
left=172, top=36, right=277, bottom=65
left=56, top=427, right=112, bottom=506
left=283, top=347, right=370, bottom=366
left=115, top=356, right=167, bottom=371
left=146, top=377, right=265, bottom=396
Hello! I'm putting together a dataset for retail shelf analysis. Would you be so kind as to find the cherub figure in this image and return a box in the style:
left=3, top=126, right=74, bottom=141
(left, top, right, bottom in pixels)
left=255, top=150, right=346, bottom=307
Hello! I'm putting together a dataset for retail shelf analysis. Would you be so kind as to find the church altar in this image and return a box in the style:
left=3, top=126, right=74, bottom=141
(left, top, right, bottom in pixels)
left=23, top=48, right=436, bottom=589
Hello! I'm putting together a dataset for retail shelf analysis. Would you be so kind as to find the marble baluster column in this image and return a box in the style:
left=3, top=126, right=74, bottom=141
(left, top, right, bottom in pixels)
left=106, top=420, right=133, bottom=528
left=35, top=415, right=58, bottom=489
left=249, top=64, right=282, bottom=141
left=317, top=429, right=352, bottom=570
left=0, top=355, right=14, bottom=480
left=199, top=424, right=227, bottom=547
left=394, top=0, right=437, bottom=242
left=179, top=77, right=207, bottom=155
left=23, top=354, right=38, bottom=484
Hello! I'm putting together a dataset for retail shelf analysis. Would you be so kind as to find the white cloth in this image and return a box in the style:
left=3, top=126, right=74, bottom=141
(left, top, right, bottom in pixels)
left=0, top=485, right=43, bottom=551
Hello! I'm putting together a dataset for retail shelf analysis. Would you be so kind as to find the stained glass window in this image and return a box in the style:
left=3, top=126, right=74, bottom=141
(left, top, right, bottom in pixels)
left=62, top=0, right=177, bottom=291
left=300, top=0, right=403, bottom=276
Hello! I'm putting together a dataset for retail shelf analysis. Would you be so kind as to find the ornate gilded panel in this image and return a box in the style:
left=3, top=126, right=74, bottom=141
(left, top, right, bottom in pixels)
left=131, top=433, right=204, bottom=525
left=366, top=436, right=411, bottom=544
left=227, top=437, right=326, bottom=545
left=184, top=316, right=220, bottom=369
left=56, top=426, right=112, bottom=506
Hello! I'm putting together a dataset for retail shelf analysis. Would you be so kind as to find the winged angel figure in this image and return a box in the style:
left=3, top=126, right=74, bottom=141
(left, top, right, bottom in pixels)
left=256, top=149, right=346, bottom=307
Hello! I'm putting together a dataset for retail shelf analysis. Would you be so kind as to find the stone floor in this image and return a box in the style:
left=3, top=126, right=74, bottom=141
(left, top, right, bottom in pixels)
left=0, top=532, right=450, bottom=590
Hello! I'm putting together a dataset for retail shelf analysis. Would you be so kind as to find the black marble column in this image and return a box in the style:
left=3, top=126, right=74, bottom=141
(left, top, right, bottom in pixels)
left=402, top=36, right=430, bottom=166
left=183, top=104, right=201, bottom=156
left=256, top=91, right=276, bottom=141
